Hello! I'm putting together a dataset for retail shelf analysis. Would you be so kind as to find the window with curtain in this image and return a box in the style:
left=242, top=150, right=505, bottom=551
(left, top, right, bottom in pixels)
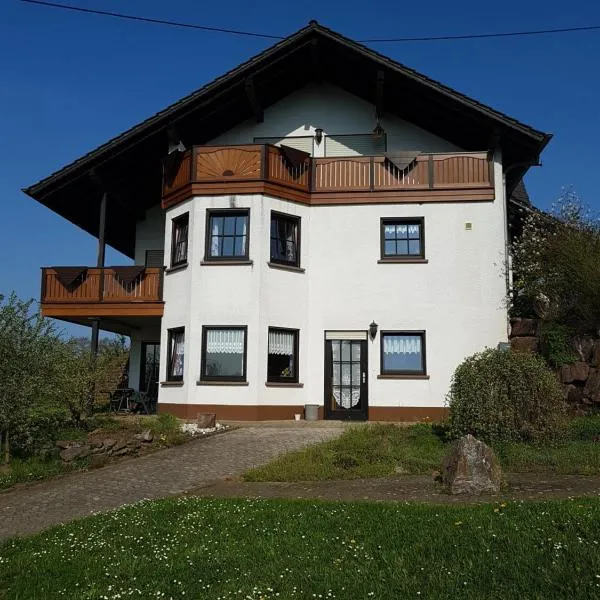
left=270, top=212, right=300, bottom=267
left=267, top=328, right=299, bottom=383
left=380, top=331, right=426, bottom=375
left=380, top=218, right=424, bottom=259
left=167, top=327, right=185, bottom=381
left=171, top=213, right=189, bottom=267
left=201, top=326, right=247, bottom=381
left=205, top=210, right=249, bottom=260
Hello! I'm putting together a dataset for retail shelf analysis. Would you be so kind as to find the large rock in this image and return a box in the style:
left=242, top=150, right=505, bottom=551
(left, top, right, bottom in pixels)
left=510, top=336, right=539, bottom=354
left=584, top=369, right=600, bottom=402
left=564, top=384, right=583, bottom=405
left=562, top=362, right=590, bottom=383
left=510, top=318, right=538, bottom=338
left=573, top=336, right=595, bottom=362
left=60, top=444, right=91, bottom=462
left=560, top=365, right=574, bottom=384
left=196, top=413, right=216, bottom=429
left=592, top=341, right=600, bottom=368
left=442, top=435, right=502, bottom=495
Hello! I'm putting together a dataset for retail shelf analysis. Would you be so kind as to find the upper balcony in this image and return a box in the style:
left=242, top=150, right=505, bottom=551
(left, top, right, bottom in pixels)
left=40, top=267, right=164, bottom=321
left=162, top=144, right=495, bottom=208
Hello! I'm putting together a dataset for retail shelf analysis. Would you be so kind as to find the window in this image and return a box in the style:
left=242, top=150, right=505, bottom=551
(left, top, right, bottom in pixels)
left=270, top=212, right=300, bottom=267
left=267, top=328, right=299, bottom=383
left=201, top=326, right=247, bottom=381
left=205, top=210, right=249, bottom=261
left=380, top=331, right=426, bottom=375
left=170, top=213, right=189, bottom=267
left=167, top=328, right=185, bottom=381
left=380, top=218, right=424, bottom=259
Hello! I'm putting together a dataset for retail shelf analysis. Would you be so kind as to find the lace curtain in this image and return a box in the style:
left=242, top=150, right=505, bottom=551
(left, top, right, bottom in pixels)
left=333, top=389, right=361, bottom=409
left=268, top=330, right=294, bottom=355
left=383, top=335, right=422, bottom=355
left=206, top=329, right=245, bottom=354
left=173, top=221, right=188, bottom=263
left=170, top=331, right=185, bottom=377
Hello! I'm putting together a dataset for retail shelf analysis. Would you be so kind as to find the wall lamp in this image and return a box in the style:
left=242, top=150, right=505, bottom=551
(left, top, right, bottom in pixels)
left=314, top=127, right=323, bottom=145
left=369, top=320, right=379, bottom=341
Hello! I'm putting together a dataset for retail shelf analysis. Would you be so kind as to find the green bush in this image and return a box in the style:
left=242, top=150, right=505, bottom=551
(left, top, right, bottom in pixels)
left=540, top=322, right=577, bottom=367
left=447, top=348, right=567, bottom=444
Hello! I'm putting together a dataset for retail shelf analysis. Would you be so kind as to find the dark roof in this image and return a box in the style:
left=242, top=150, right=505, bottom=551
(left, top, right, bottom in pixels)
left=24, top=20, right=552, bottom=258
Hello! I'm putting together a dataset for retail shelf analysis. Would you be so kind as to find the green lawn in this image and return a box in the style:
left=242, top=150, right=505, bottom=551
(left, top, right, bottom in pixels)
left=1, top=497, right=600, bottom=599
left=244, top=418, right=600, bottom=481
left=0, top=413, right=186, bottom=490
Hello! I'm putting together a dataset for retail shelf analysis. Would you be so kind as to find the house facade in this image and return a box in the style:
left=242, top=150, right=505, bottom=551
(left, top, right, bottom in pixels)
left=26, top=22, right=551, bottom=421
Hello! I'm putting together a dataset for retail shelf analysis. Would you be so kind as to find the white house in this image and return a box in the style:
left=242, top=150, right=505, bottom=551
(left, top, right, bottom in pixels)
left=25, top=22, right=551, bottom=421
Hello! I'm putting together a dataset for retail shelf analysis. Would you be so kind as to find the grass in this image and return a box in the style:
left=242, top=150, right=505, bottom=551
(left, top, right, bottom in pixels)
left=0, top=413, right=186, bottom=491
left=0, top=456, right=89, bottom=490
left=1, top=497, right=600, bottom=599
left=244, top=417, right=600, bottom=481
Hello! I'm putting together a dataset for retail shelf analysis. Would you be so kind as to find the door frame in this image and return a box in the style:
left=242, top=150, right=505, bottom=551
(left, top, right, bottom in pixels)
left=323, top=333, right=369, bottom=421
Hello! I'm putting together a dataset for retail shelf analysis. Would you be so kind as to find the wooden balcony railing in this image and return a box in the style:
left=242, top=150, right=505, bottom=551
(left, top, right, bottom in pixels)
left=41, top=267, right=164, bottom=305
left=162, top=145, right=494, bottom=206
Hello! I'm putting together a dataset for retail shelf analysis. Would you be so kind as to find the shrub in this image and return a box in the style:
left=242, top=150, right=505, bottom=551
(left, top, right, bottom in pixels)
left=447, top=348, right=567, bottom=444
left=540, top=322, right=577, bottom=368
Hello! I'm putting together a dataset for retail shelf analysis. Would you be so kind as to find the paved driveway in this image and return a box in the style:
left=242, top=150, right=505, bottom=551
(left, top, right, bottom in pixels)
left=0, top=426, right=341, bottom=540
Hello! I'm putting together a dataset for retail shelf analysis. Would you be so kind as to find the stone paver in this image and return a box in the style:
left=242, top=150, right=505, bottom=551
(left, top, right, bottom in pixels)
left=0, top=426, right=341, bottom=540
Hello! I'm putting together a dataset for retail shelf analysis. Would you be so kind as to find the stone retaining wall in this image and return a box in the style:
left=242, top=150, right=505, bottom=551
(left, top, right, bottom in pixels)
left=509, top=318, right=600, bottom=413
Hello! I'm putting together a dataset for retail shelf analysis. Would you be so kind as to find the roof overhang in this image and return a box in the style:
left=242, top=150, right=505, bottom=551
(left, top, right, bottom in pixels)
left=24, top=21, right=552, bottom=258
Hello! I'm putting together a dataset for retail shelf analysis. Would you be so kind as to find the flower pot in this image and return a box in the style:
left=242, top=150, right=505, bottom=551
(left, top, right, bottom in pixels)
left=294, top=413, right=302, bottom=421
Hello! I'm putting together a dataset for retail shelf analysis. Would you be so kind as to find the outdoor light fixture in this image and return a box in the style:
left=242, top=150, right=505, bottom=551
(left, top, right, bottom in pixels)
left=314, top=127, right=323, bottom=145
left=369, top=321, right=379, bottom=340
left=372, top=121, right=385, bottom=139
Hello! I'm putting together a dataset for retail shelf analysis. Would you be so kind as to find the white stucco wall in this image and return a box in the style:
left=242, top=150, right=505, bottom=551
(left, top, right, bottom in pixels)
left=211, top=83, right=461, bottom=156
left=134, top=204, right=165, bottom=266
left=157, top=149, right=506, bottom=412
left=131, top=83, right=506, bottom=416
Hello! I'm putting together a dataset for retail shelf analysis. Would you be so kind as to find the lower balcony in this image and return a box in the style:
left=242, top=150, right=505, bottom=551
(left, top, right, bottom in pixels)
left=41, top=267, right=164, bottom=332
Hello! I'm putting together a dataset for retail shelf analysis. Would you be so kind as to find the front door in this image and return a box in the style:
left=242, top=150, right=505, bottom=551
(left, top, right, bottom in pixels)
left=324, top=338, right=368, bottom=420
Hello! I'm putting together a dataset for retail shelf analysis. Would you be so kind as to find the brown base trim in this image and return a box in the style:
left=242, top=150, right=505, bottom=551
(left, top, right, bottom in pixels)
left=159, top=403, right=310, bottom=420
left=158, top=403, right=447, bottom=422
left=369, top=407, right=448, bottom=421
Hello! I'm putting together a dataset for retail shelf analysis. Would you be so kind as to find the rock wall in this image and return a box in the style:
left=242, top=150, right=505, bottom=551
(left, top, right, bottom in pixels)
left=509, top=318, right=600, bottom=414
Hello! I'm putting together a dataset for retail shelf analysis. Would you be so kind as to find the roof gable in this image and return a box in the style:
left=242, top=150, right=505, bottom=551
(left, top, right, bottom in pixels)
left=24, top=20, right=551, bottom=257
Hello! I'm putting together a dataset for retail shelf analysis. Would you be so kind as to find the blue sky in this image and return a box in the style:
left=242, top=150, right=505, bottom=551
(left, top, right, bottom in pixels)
left=1, top=0, right=599, bottom=335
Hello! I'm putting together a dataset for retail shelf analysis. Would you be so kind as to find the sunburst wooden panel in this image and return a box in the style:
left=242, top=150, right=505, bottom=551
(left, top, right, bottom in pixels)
left=195, top=147, right=261, bottom=181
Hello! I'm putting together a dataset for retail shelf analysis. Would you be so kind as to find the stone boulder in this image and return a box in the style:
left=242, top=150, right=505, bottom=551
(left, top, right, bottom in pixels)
left=60, top=444, right=91, bottom=462
left=510, top=318, right=538, bottom=337
left=510, top=336, right=539, bottom=354
left=196, top=413, right=216, bottom=429
left=592, top=341, right=600, bottom=368
left=442, top=434, right=502, bottom=495
left=573, top=336, right=596, bottom=362
left=584, top=369, right=600, bottom=403
left=561, top=362, right=590, bottom=384
left=134, top=429, right=154, bottom=443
